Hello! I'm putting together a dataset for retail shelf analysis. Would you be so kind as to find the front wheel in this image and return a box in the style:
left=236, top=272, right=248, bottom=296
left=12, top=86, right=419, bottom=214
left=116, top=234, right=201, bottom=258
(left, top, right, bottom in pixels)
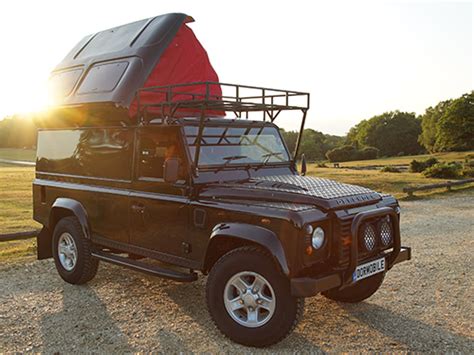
left=206, top=246, right=304, bottom=347
left=322, top=272, right=384, bottom=303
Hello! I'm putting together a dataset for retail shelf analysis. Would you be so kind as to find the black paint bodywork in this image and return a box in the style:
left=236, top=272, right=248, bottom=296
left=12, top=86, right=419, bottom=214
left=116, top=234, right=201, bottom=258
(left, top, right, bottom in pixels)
left=33, top=118, right=410, bottom=295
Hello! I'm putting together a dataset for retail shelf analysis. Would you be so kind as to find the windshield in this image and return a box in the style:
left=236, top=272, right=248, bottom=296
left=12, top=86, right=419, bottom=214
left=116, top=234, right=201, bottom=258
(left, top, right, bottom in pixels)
left=184, top=125, right=291, bottom=167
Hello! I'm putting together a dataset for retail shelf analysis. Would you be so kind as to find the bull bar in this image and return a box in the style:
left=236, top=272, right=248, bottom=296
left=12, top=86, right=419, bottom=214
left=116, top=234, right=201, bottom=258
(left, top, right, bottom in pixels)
left=291, top=207, right=411, bottom=297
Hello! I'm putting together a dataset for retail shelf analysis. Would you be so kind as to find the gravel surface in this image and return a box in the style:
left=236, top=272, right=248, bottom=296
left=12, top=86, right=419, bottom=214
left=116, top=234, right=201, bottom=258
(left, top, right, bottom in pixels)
left=1, top=193, right=473, bottom=352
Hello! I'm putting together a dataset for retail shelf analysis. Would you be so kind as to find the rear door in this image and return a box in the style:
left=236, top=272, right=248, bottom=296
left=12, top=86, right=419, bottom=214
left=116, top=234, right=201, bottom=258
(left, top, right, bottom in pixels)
left=130, top=126, right=191, bottom=257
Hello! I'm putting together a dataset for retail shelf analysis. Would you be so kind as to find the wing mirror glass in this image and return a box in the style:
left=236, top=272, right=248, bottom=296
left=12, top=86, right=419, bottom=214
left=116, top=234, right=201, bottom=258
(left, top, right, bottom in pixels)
left=163, top=158, right=180, bottom=183
left=301, top=153, right=307, bottom=176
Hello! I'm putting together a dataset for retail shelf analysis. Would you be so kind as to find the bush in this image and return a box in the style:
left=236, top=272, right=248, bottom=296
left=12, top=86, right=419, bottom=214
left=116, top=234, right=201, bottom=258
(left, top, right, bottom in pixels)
left=326, top=145, right=379, bottom=162
left=359, top=147, right=379, bottom=160
left=380, top=166, right=401, bottom=173
left=409, top=157, right=439, bottom=173
left=462, top=159, right=474, bottom=177
left=423, top=162, right=462, bottom=179
left=462, top=167, right=474, bottom=177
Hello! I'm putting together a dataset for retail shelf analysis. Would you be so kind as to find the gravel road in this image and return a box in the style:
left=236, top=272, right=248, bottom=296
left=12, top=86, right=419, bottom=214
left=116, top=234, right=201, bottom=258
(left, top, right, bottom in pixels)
left=1, top=193, right=473, bottom=352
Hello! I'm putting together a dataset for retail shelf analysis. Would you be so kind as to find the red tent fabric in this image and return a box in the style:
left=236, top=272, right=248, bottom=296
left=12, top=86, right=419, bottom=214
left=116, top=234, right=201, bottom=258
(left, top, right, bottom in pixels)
left=129, top=24, right=223, bottom=118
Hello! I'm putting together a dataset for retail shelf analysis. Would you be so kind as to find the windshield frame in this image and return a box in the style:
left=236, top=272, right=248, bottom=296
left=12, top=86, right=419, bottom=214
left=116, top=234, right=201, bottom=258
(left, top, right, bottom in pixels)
left=181, top=122, right=293, bottom=170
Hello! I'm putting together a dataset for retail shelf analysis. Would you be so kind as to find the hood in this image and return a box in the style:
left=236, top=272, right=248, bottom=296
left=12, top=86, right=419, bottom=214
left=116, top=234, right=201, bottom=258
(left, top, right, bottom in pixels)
left=199, top=175, right=381, bottom=210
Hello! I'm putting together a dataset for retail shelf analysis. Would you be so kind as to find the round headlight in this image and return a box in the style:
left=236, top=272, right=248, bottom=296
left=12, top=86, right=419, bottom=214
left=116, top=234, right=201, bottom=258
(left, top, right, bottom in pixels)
left=312, top=227, right=325, bottom=249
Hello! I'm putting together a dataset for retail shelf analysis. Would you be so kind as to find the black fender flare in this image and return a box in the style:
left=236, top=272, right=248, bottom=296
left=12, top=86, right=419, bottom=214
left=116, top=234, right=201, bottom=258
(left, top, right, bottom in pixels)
left=50, top=198, right=91, bottom=239
left=209, top=223, right=290, bottom=276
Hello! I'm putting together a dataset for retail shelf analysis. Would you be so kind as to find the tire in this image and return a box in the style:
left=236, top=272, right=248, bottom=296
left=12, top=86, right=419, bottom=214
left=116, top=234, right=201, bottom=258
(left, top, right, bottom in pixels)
left=206, top=246, right=304, bottom=347
left=52, top=216, right=99, bottom=285
left=322, top=272, right=384, bottom=303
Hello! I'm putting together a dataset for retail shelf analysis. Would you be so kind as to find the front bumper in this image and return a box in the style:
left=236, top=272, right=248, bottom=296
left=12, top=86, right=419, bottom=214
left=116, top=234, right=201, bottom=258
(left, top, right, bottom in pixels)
left=291, top=206, right=410, bottom=297
left=291, top=246, right=411, bottom=297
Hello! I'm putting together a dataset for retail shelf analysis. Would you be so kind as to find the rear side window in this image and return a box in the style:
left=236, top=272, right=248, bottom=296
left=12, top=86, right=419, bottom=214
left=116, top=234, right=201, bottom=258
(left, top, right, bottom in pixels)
left=77, top=61, right=129, bottom=94
left=37, top=128, right=132, bottom=180
left=137, top=127, right=185, bottom=180
left=48, top=69, right=83, bottom=98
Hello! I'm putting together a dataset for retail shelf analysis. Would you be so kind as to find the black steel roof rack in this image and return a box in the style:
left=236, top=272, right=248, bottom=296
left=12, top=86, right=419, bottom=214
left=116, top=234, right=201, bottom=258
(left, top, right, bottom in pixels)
left=136, top=82, right=310, bottom=176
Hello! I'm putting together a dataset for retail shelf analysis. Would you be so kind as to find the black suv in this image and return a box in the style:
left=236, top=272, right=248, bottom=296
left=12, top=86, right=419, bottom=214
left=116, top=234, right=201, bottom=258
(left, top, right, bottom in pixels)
left=33, top=81, right=410, bottom=347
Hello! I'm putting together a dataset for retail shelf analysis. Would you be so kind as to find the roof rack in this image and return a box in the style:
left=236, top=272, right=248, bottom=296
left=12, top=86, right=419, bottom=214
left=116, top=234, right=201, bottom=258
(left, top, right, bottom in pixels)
left=136, top=82, right=310, bottom=175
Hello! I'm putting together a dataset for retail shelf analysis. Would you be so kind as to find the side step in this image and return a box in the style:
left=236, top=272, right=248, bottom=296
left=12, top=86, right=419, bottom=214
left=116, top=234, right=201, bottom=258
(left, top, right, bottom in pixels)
left=91, top=250, right=198, bottom=282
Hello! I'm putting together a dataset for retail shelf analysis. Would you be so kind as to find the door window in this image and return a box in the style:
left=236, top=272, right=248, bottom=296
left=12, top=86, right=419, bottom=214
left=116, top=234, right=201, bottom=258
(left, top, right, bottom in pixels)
left=137, top=128, right=185, bottom=180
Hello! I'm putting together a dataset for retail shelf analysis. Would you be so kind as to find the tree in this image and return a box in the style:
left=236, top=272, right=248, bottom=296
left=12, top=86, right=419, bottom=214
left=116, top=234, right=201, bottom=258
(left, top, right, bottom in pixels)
left=346, top=111, right=423, bottom=156
left=418, top=100, right=452, bottom=153
left=435, top=92, right=474, bottom=152
left=280, top=128, right=344, bottom=161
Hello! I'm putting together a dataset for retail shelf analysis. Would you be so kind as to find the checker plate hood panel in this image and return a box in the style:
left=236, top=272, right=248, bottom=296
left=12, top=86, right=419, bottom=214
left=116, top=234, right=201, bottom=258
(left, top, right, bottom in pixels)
left=199, top=175, right=382, bottom=210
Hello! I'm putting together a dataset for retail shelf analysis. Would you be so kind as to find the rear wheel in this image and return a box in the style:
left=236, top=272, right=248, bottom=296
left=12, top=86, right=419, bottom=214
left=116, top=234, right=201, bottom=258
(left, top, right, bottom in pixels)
left=322, top=272, right=384, bottom=303
left=206, top=246, right=304, bottom=347
left=52, top=216, right=99, bottom=285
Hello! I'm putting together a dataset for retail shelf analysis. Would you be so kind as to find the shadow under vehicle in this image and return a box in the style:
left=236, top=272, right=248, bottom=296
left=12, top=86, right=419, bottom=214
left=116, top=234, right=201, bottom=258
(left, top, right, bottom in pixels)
left=33, top=13, right=411, bottom=347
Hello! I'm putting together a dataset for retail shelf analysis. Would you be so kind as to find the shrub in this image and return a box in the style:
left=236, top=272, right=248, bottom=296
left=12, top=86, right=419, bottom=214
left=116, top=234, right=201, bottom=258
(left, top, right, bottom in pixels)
left=380, top=166, right=401, bottom=173
left=326, top=145, right=358, bottom=162
left=462, top=160, right=474, bottom=177
left=409, top=157, right=439, bottom=173
left=423, top=162, right=462, bottom=179
left=462, top=167, right=474, bottom=177
left=326, top=145, right=379, bottom=162
left=359, top=147, right=379, bottom=160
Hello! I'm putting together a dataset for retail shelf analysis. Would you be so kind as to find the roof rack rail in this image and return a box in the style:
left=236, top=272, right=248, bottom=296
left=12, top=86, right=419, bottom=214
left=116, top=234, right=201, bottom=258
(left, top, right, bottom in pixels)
left=136, top=82, right=310, bottom=176
left=137, top=81, right=309, bottom=121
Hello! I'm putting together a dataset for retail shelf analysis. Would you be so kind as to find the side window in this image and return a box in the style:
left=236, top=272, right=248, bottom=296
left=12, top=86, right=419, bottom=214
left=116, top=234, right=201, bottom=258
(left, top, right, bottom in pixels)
left=137, top=128, right=185, bottom=180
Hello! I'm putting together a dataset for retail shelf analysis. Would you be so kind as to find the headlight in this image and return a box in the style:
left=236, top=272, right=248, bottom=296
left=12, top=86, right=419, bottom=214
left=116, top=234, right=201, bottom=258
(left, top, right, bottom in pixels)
left=395, top=206, right=401, bottom=214
left=312, top=227, right=325, bottom=249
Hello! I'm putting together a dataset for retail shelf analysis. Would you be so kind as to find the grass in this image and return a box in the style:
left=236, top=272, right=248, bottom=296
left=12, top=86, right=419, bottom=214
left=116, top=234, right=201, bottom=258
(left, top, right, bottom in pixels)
left=0, top=165, right=38, bottom=264
left=307, top=166, right=474, bottom=199
left=335, top=150, right=474, bottom=167
left=0, top=147, right=36, bottom=162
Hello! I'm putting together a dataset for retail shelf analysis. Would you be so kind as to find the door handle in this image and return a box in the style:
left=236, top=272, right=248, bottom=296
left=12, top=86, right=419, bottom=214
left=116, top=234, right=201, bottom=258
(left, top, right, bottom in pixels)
left=131, top=204, right=145, bottom=214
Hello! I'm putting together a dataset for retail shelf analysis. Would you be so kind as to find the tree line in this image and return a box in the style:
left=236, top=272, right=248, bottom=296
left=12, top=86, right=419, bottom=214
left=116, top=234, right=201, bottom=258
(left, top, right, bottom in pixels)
left=282, top=91, right=473, bottom=162
left=0, top=91, right=472, bottom=162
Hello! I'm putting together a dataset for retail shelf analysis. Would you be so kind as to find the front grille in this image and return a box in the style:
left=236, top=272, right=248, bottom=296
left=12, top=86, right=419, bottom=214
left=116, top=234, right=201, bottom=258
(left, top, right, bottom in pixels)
left=335, top=214, right=394, bottom=266
left=335, top=216, right=353, bottom=265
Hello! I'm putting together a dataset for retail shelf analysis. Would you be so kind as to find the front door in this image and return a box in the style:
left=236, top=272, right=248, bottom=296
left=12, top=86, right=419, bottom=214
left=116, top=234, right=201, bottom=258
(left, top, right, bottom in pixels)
left=130, top=126, right=190, bottom=258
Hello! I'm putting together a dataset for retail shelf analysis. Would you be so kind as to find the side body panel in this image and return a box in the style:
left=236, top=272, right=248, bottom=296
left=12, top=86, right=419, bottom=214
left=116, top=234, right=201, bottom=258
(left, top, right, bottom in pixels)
left=34, top=127, right=134, bottom=244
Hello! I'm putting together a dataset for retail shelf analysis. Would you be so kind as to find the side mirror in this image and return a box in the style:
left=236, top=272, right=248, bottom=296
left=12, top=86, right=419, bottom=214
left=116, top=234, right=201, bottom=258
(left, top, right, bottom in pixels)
left=301, top=154, right=307, bottom=176
left=163, top=158, right=180, bottom=183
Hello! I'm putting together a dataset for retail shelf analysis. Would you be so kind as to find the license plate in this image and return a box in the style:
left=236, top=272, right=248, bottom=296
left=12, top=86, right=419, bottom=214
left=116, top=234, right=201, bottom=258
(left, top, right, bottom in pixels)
left=352, top=257, right=385, bottom=283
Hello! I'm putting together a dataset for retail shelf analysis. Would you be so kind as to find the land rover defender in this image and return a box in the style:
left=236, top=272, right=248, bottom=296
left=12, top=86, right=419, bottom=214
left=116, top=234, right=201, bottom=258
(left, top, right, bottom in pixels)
left=33, top=14, right=410, bottom=347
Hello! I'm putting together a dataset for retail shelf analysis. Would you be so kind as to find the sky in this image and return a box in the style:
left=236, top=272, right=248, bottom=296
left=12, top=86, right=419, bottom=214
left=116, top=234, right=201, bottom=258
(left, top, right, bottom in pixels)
left=0, top=0, right=472, bottom=135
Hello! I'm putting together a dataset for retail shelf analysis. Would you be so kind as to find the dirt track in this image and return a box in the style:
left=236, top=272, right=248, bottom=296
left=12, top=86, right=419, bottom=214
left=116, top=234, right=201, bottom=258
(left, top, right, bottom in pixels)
left=1, top=192, right=473, bottom=352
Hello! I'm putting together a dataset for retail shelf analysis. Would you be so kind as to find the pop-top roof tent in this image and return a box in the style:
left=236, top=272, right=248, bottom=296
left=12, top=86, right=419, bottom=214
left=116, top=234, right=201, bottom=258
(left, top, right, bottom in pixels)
left=48, top=13, right=310, bottom=162
left=48, top=13, right=223, bottom=120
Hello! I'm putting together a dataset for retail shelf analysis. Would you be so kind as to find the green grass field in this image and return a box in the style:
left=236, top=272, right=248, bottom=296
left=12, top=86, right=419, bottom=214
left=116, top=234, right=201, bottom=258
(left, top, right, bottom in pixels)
left=0, top=148, right=472, bottom=263
left=0, top=148, right=36, bottom=162
left=335, top=150, right=474, bottom=167
left=0, top=165, right=38, bottom=264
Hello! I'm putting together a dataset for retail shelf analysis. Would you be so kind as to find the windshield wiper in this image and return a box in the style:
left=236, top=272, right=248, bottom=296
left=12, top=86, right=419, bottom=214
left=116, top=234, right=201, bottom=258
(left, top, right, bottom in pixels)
left=215, top=155, right=248, bottom=172
left=255, top=152, right=284, bottom=170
